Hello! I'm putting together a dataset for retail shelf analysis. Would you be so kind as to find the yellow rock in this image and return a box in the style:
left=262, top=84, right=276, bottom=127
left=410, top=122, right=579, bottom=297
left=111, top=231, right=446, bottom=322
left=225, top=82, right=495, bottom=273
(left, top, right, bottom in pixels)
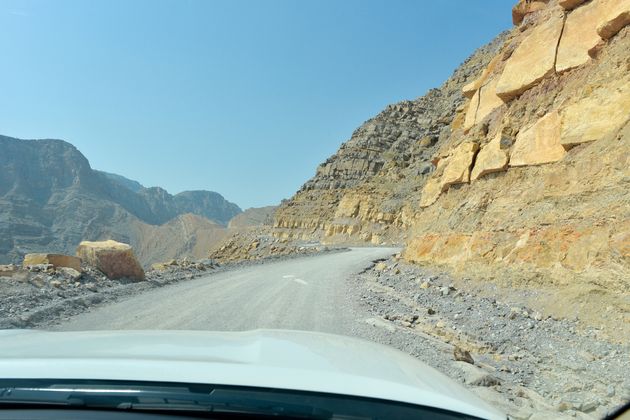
left=463, top=91, right=480, bottom=131
left=510, top=111, right=566, bottom=166
left=556, top=0, right=606, bottom=73
left=512, top=0, right=549, bottom=25
left=474, top=77, right=505, bottom=125
left=419, top=176, right=444, bottom=208
left=76, top=240, right=145, bottom=281
left=558, top=0, right=588, bottom=10
left=441, top=142, right=480, bottom=188
left=23, top=253, right=82, bottom=272
left=471, top=133, right=509, bottom=181
left=596, top=0, right=630, bottom=39
left=462, top=55, right=502, bottom=99
left=560, top=78, right=630, bottom=147
left=496, top=10, right=564, bottom=101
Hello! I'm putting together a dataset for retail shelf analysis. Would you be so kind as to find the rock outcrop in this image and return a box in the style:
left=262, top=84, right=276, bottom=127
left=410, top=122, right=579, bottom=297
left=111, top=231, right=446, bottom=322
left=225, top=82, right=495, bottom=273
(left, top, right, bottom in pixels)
left=274, top=0, right=630, bottom=339
left=273, top=33, right=508, bottom=245
left=22, top=253, right=82, bottom=272
left=76, top=240, right=145, bottom=281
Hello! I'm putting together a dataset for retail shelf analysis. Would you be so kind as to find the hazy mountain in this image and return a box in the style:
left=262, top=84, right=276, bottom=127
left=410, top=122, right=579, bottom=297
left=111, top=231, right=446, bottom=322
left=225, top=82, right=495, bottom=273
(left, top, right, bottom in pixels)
left=0, top=135, right=241, bottom=264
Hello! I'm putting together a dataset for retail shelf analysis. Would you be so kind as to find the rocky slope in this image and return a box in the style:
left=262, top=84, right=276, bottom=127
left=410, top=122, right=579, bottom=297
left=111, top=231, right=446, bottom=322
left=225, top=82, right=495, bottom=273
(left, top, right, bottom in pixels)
left=273, top=31, right=509, bottom=245
left=0, top=135, right=241, bottom=265
left=227, top=206, right=277, bottom=229
left=273, top=0, right=630, bottom=340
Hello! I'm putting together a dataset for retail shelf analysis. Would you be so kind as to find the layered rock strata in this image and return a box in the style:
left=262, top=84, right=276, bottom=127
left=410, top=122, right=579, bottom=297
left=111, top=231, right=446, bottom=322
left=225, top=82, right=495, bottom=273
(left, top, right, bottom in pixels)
left=275, top=0, right=630, bottom=338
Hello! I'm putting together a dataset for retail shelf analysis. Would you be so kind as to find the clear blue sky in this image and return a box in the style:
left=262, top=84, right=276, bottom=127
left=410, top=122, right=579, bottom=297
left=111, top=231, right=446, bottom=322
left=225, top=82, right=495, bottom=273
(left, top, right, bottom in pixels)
left=0, top=0, right=512, bottom=209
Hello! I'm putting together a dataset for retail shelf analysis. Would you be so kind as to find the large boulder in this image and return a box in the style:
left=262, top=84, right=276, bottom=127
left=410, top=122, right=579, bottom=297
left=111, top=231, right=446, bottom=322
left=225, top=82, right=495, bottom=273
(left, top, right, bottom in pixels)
left=76, top=240, right=145, bottom=281
left=23, top=253, right=82, bottom=272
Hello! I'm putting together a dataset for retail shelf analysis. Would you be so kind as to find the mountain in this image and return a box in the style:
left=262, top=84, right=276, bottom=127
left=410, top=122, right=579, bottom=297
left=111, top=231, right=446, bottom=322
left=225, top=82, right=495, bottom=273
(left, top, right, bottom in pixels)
left=0, top=135, right=241, bottom=265
left=97, top=171, right=145, bottom=193
left=273, top=1, right=630, bottom=338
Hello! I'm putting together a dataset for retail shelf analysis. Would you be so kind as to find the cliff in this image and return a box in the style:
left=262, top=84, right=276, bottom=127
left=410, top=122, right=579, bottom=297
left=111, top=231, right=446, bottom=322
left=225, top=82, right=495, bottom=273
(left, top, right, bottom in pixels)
left=273, top=0, right=630, bottom=339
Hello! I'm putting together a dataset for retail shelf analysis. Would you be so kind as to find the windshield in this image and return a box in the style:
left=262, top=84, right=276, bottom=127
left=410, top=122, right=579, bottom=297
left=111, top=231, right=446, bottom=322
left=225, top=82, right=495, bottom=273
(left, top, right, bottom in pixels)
left=1, top=0, right=629, bottom=419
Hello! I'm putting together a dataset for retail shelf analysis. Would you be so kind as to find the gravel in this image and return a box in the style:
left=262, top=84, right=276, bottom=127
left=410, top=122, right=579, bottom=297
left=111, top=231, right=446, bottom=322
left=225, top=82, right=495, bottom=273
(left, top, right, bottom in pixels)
left=344, top=256, right=630, bottom=419
left=0, top=247, right=348, bottom=330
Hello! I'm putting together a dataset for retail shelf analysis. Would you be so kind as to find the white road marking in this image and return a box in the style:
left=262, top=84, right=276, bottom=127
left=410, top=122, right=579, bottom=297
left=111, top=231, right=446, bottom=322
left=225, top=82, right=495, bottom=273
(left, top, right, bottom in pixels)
left=293, top=278, right=308, bottom=285
left=282, top=275, right=295, bottom=279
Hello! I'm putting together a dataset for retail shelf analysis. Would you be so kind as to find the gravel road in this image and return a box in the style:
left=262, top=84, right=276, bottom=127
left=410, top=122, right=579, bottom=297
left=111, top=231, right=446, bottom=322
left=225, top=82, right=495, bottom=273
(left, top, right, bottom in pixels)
left=53, top=247, right=629, bottom=419
left=58, top=247, right=398, bottom=331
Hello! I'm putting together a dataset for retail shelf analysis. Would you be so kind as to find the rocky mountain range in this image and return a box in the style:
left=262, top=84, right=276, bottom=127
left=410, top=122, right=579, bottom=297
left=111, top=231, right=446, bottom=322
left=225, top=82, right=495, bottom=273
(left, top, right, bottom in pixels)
left=273, top=0, right=629, bottom=341
left=0, top=135, right=241, bottom=265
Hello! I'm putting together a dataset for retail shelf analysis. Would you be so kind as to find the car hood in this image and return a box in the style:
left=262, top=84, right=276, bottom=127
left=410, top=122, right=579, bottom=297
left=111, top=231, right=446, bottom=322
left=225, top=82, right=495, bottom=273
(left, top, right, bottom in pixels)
left=0, top=329, right=504, bottom=419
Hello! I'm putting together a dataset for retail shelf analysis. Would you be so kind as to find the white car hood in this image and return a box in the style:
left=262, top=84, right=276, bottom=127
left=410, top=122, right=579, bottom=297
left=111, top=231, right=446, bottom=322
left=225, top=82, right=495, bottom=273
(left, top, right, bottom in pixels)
left=0, top=329, right=504, bottom=419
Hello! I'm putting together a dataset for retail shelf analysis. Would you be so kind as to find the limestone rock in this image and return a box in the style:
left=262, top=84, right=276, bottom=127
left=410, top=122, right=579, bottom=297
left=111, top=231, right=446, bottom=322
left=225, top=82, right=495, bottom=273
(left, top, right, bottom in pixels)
left=471, top=133, right=509, bottom=180
left=474, top=78, right=505, bottom=126
left=560, top=78, right=630, bottom=148
left=510, top=111, right=566, bottom=166
left=23, top=253, right=82, bottom=272
left=596, top=0, right=630, bottom=39
left=496, top=10, right=564, bottom=101
left=454, top=346, right=475, bottom=364
left=464, top=77, right=504, bottom=131
left=453, top=361, right=501, bottom=387
left=441, top=142, right=480, bottom=188
left=556, top=0, right=607, bottom=73
left=0, top=264, right=18, bottom=277
left=419, top=176, right=444, bottom=208
left=57, top=267, right=82, bottom=281
left=559, top=0, right=588, bottom=10
left=462, top=55, right=502, bottom=99
left=76, top=240, right=145, bottom=281
left=512, top=0, right=549, bottom=25
left=463, top=90, right=480, bottom=131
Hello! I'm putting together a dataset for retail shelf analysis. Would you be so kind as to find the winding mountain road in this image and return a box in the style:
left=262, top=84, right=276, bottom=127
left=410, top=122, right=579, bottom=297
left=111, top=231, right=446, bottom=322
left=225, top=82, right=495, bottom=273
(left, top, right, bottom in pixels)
left=58, top=247, right=399, bottom=332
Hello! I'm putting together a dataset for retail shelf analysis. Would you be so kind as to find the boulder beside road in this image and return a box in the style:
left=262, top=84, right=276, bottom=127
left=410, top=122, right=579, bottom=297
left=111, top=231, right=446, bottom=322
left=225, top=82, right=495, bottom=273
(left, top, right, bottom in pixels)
left=23, top=253, right=82, bottom=272
left=76, top=240, right=145, bottom=281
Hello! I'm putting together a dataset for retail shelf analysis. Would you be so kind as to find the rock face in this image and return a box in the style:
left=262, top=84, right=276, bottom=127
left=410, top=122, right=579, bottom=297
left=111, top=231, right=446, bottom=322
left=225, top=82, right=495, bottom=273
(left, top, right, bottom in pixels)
left=495, top=8, right=564, bottom=101
left=76, top=240, right=145, bottom=281
left=470, top=133, right=509, bottom=181
left=274, top=0, right=630, bottom=338
left=0, top=136, right=241, bottom=265
left=22, top=253, right=82, bottom=272
left=556, top=0, right=605, bottom=73
left=509, top=111, right=566, bottom=167
left=273, top=32, right=508, bottom=244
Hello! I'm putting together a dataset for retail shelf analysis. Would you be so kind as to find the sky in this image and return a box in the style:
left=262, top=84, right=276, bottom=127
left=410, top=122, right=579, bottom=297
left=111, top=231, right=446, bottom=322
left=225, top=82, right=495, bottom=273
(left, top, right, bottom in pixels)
left=0, top=0, right=512, bottom=209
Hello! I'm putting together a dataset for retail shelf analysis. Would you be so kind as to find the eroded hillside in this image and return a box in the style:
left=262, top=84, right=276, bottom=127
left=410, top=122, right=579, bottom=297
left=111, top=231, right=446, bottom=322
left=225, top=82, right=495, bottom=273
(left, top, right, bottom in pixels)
left=274, top=0, right=630, bottom=339
left=0, top=136, right=241, bottom=266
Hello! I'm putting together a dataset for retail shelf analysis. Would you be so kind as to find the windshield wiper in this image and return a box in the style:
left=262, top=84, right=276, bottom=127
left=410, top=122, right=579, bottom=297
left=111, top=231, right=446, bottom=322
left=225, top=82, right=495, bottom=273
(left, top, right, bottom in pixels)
left=0, top=386, right=334, bottom=418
